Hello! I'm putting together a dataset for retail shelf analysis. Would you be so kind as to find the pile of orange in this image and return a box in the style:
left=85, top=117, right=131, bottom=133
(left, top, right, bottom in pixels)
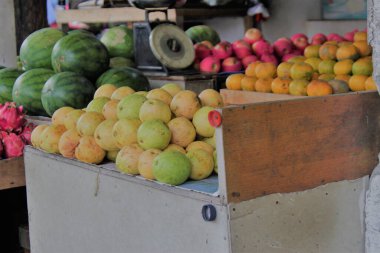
left=226, top=31, right=377, bottom=96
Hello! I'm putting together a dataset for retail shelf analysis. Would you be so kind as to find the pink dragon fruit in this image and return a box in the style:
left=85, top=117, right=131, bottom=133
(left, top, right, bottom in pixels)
left=0, top=102, right=26, bottom=133
left=1, top=131, right=25, bottom=158
left=20, top=123, right=35, bottom=145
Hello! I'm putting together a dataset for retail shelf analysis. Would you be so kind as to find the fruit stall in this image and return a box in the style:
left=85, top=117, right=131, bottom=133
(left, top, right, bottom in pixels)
left=1, top=0, right=379, bottom=252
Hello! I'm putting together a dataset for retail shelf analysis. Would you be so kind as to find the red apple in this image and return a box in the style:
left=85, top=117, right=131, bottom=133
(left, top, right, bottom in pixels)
left=242, top=55, right=258, bottom=69
left=282, top=53, right=300, bottom=62
left=260, top=54, right=278, bottom=65
left=200, top=56, right=221, bottom=74
left=200, top=40, right=214, bottom=49
left=232, top=40, right=252, bottom=59
left=311, top=33, right=327, bottom=45
left=273, top=37, right=293, bottom=57
left=344, top=29, right=358, bottom=42
left=290, top=33, right=309, bottom=52
left=222, top=57, right=242, bottom=72
left=212, top=41, right=233, bottom=59
left=327, top=33, right=344, bottom=42
left=252, top=40, right=273, bottom=57
left=243, top=28, right=263, bottom=44
left=194, top=43, right=212, bottom=60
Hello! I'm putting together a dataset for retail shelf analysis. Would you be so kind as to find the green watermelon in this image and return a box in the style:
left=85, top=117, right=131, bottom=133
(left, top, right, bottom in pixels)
left=67, top=29, right=95, bottom=37
left=109, top=57, right=135, bottom=68
left=96, top=67, right=150, bottom=91
left=20, top=28, right=66, bottom=70
left=12, top=68, right=55, bottom=116
left=100, top=25, right=134, bottom=58
left=185, top=25, right=220, bottom=45
left=0, top=68, right=24, bottom=103
left=51, top=33, right=109, bottom=81
left=41, top=72, right=95, bottom=116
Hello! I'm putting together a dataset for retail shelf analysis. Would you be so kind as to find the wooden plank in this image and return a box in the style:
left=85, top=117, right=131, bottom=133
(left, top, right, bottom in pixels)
left=0, top=157, right=25, bottom=190
left=221, top=91, right=380, bottom=202
left=56, top=7, right=176, bottom=24
left=220, top=89, right=307, bottom=105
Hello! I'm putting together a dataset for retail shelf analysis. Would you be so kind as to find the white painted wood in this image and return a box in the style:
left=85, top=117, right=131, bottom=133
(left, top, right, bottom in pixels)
left=0, top=0, right=17, bottom=67
left=25, top=148, right=229, bottom=253
left=229, top=177, right=368, bottom=253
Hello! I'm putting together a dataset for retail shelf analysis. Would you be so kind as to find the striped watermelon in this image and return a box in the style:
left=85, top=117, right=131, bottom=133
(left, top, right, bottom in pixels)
left=12, top=68, right=55, bottom=116
left=20, top=28, right=66, bottom=70
left=185, top=25, right=221, bottom=45
left=41, top=72, right=95, bottom=116
left=110, top=57, right=135, bottom=68
left=0, top=68, right=24, bottom=103
left=96, top=67, right=150, bottom=91
left=100, top=25, right=134, bottom=58
left=51, top=33, right=109, bottom=81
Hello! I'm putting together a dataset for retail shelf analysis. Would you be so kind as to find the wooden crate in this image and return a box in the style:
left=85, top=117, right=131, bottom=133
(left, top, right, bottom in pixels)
left=0, top=157, right=25, bottom=190
left=217, top=90, right=380, bottom=202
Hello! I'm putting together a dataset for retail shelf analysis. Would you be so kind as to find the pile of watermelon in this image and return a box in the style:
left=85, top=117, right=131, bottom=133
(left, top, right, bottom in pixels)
left=0, top=26, right=150, bottom=117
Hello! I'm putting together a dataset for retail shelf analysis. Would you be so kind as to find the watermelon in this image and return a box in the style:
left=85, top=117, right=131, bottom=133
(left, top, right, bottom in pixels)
left=0, top=68, right=24, bottom=103
left=41, top=72, right=95, bottom=116
left=100, top=25, right=134, bottom=58
left=185, top=25, right=221, bottom=45
left=67, top=29, right=95, bottom=37
left=20, top=28, right=66, bottom=70
left=12, top=68, right=55, bottom=116
left=109, top=57, right=135, bottom=68
left=96, top=67, right=150, bottom=91
left=51, top=33, right=109, bottom=81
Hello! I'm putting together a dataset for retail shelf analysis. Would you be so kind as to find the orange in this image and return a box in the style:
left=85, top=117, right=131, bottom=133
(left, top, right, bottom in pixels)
left=226, top=73, right=245, bottom=90
left=318, top=59, right=336, bottom=74
left=94, top=84, right=118, bottom=99
left=365, top=76, right=377, bottom=91
left=336, top=45, right=359, bottom=61
left=287, top=56, right=306, bottom=63
left=353, top=41, right=372, bottom=57
left=241, top=76, right=257, bottom=91
left=352, top=58, right=373, bottom=76
left=328, top=80, right=350, bottom=94
left=333, top=59, right=353, bottom=75
left=290, top=62, right=314, bottom=80
left=304, top=45, right=320, bottom=58
left=304, top=57, right=322, bottom=72
left=319, top=44, right=338, bottom=60
left=245, top=61, right=262, bottom=77
left=348, top=75, right=367, bottom=91
left=277, top=62, right=293, bottom=78
left=335, top=74, right=351, bottom=83
left=306, top=80, right=333, bottom=96
left=354, top=31, right=367, bottom=42
left=289, top=79, right=309, bottom=96
left=271, top=77, right=291, bottom=94
left=324, top=41, right=338, bottom=46
left=338, top=41, right=353, bottom=47
left=255, top=62, right=277, bottom=79
left=318, top=74, right=335, bottom=81
left=255, top=78, right=273, bottom=93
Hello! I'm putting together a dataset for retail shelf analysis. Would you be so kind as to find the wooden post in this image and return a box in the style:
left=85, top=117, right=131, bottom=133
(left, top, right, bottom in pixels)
left=0, top=0, right=17, bottom=67
left=13, top=0, right=48, bottom=54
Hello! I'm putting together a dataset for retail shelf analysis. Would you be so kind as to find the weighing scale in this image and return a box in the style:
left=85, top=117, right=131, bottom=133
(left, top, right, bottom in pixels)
left=129, top=0, right=196, bottom=76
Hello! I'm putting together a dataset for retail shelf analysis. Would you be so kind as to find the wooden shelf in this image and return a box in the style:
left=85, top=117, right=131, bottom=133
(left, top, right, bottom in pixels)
left=0, top=157, right=25, bottom=190
left=56, top=6, right=250, bottom=29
